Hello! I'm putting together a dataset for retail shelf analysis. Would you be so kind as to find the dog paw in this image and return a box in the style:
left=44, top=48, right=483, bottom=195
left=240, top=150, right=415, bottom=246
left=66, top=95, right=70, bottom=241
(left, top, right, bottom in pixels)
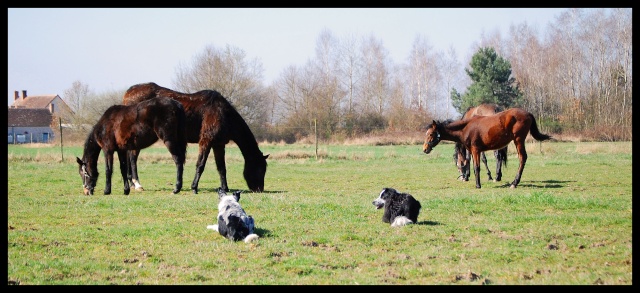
left=206, top=225, right=219, bottom=231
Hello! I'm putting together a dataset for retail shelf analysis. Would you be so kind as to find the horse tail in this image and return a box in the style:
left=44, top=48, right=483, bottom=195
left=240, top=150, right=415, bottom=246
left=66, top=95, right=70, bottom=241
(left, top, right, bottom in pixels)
left=494, top=147, right=508, bottom=168
left=528, top=113, right=552, bottom=141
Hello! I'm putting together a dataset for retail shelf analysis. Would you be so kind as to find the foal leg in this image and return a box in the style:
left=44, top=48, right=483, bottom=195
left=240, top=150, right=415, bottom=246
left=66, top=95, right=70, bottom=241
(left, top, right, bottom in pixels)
left=471, top=150, right=482, bottom=189
left=494, top=148, right=506, bottom=182
left=481, top=151, right=493, bottom=181
left=128, top=149, right=144, bottom=191
left=117, top=150, right=130, bottom=195
left=510, top=140, right=528, bottom=189
left=191, top=141, right=212, bottom=194
left=103, top=150, right=114, bottom=195
left=164, top=140, right=185, bottom=194
left=462, top=149, right=471, bottom=181
left=212, top=145, right=229, bottom=192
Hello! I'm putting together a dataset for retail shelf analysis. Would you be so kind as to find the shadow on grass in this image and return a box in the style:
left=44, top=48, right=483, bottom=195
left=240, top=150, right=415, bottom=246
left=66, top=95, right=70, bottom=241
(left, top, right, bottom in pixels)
left=491, top=179, right=575, bottom=189
left=190, top=187, right=284, bottom=194
left=254, top=227, right=272, bottom=238
left=417, top=220, right=443, bottom=226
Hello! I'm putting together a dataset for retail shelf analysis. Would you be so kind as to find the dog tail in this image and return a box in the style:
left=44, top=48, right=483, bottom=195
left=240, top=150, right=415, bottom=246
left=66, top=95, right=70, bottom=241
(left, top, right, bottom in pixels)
left=206, top=224, right=219, bottom=231
left=244, top=234, right=259, bottom=243
left=391, top=216, right=414, bottom=227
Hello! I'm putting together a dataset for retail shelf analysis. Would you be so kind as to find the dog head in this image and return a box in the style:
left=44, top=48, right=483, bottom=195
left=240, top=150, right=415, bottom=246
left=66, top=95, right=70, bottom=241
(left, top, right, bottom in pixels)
left=372, top=187, right=396, bottom=209
left=218, top=188, right=241, bottom=202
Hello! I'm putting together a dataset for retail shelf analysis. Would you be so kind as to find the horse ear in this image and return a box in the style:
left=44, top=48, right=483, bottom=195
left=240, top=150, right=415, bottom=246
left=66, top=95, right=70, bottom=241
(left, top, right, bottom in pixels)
left=432, top=120, right=437, bottom=127
left=264, top=154, right=269, bottom=159
left=76, top=157, right=83, bottom=165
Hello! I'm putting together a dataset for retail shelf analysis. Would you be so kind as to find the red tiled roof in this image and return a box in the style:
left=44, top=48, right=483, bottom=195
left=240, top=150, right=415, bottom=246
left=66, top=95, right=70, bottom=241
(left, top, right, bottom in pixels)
left=11, top=95, right=58, bottom=109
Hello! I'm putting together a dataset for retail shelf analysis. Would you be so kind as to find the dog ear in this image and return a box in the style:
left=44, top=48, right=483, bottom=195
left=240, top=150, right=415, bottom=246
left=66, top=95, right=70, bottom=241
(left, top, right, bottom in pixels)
left=217, top=188, right=226, bottom=198
left=233, top=191, right=241, bottom=202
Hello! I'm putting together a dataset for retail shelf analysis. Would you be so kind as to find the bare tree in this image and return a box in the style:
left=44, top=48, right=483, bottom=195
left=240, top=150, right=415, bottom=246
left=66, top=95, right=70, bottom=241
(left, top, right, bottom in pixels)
left=336, top=33, right=362, bottom=116
left=360, top=33, right=391, bottom=115
left=63, top=80, right=91, bottom=114
left=440, top=46, right=466, bottom=119
left=173, top=43, right=269, bottom=136
left=405, top=35, right=438, bottom=115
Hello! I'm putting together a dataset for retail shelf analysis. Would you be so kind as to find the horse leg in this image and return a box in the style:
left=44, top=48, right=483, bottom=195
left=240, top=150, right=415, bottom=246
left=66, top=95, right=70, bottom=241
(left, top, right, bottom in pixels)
left=481, top=151, right=493, bottom=181
left=117, top=150, right=130, bottom=195
left=164, top=140, right=184, bottom=194
left=511, top=140, right=528, bottom=189
left=191, top=142, right=211, bottom=194
left=212, top=145, right=229, bottom=192
left=471, top=150, right=482, bottom=188
left=463, top=149, right=471, bottom=181
left=128, top=149, right=144, bottom=191
left=456, top=150, right=466, bottom=181
left=103, top=150, right=113, bottom=195
left=494, top=148, right=505, bottom=182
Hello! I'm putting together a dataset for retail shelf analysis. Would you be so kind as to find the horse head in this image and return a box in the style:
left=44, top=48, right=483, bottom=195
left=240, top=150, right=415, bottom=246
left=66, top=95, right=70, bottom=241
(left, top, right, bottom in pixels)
left=76, top=156, right=97, bottom=195
left=244, top=154, right=269, bottom=192
left=422, top=120, right=441, bottom=154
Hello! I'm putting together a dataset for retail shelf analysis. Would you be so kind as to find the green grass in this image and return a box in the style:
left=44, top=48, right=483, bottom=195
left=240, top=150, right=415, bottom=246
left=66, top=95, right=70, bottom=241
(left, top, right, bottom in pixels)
left=7, top=141, right=632, bottom=285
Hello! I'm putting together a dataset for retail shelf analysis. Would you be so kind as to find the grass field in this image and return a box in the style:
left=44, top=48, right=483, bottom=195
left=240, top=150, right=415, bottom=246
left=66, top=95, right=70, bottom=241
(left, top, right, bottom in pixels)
left=7, top=141, right=632, bottom=285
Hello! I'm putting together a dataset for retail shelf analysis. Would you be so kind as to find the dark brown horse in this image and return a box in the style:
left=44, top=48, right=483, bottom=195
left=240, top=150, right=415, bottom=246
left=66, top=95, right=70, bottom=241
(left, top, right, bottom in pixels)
left=123, top=82, right=268, bottom=194
left=423, top=108, right=551, bottom=189
left=76, top=96, right=187, bottom=195
left=454, top=104, right=508, bottom=182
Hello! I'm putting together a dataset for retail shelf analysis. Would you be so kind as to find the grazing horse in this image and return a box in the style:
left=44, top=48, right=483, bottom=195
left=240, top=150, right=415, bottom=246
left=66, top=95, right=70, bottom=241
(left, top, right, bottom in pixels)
left=76, top=96, right=187, bottom=195
left=122, top=82, right=268, bottom=194
left=423, top=108, right=551, bottom=189
left=454, top=104, right=508, bottom=182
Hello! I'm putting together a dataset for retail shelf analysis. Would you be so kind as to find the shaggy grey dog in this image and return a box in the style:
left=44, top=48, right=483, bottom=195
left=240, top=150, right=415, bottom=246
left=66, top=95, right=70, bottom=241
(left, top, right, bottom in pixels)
left=372, top=188, right=421, bottom=227
left=207, top=189, right=259, bottom=243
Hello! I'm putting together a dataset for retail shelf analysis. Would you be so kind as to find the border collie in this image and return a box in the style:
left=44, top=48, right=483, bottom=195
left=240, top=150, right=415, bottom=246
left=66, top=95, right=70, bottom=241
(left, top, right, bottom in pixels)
left=207, top=189, right=259, bottom=243
left=372, top=187, right=421, bottom=227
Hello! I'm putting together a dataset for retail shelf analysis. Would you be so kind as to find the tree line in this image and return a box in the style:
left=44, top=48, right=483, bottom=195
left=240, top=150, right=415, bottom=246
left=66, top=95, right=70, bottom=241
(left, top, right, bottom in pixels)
left=60, top=8, right=631, bottom=143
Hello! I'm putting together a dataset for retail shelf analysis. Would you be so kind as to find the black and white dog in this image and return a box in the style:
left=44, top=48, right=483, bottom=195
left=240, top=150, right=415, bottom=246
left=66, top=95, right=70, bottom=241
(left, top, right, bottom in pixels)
left=372, top=188, right=421, bottom=227
left=207, top=189, right=259, bottom=243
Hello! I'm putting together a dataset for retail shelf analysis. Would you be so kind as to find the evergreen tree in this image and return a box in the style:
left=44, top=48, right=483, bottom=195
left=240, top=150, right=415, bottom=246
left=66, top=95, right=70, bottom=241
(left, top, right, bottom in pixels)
left=453, top=47, right=524, bottom=114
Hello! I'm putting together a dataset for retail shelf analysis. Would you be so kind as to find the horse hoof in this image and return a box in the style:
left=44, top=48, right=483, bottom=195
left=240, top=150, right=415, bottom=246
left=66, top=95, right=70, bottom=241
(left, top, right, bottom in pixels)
left=510, top=185, right=516, bottom=189
left=135, top=186, right=144, bottom=191
left=192, top=188, right=198, bottom=194
left=124, top=189, right=130, bottom=195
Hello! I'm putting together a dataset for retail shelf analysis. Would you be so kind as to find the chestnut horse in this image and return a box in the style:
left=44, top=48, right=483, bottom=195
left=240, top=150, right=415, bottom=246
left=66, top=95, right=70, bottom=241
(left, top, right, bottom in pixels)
left=423, top=108, right=551, bottom=189
left=123, top=82, right=268, bottom=194
left=76, top=96, right=187, bottom=195
left=454, top=104, right=508, bottom=182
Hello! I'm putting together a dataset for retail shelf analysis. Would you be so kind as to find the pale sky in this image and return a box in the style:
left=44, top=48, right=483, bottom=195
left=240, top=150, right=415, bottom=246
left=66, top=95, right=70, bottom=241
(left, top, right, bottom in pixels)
left=7, top=8, right=570, bottom=106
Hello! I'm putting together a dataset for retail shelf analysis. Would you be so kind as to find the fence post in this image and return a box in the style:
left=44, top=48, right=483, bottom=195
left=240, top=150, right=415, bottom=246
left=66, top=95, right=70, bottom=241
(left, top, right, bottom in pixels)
left=59, top=117, right=64, bottom=161
left=315, top=118, right=318, bottom=160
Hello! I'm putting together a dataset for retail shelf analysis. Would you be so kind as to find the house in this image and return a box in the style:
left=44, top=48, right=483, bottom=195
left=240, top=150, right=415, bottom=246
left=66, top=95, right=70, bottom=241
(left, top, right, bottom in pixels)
left=8, top=90, right=74, bottom=144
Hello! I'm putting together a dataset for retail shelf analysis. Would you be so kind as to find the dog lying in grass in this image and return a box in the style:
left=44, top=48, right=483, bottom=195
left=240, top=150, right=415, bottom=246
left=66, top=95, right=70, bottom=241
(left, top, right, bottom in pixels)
left=207, top=189, right=259, bottom=243
left=372, top=187, right=421, bottom=227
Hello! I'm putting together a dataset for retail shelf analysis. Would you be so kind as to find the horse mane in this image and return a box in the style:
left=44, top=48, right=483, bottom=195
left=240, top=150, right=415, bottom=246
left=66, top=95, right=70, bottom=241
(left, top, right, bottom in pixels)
left=437, top=118, right=467, bottom=131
